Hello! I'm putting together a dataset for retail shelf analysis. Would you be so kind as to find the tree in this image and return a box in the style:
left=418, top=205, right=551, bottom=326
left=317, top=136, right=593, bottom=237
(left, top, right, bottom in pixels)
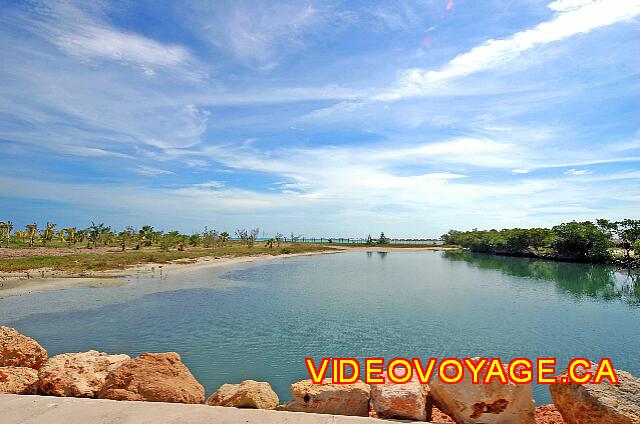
left=202, top=227, right=218, bottom=248
left=87, top=222, right=105, bottom=248
left=25, top=223, right=38, bottom=247
left=236, top=228, right=259, bottom=247
left=117, top=227, right=135, bottom=251
left=188, top=233, right=202, bottom=247
left=366, top=234, right=373, bottom=245
left=615, top=219, right=640, bottom=258
left=0, top=222, right=7, bottom=248
left=551, top=221, right=611, bottom=262
left=42, top=222, right=56, bottom=246
left=265, top=238, right=275, bottom=248
left=275, top=233, right=284, bottom=247
left=63, top=227, right=77, bottom=246
left=0, top=221, right=13, bottom=247
left=160, top=231, right=180, bottom=251
left=378, top=232, right=390, bottom=245
left=138, top=225, right=155, bottom=247
left=219, top=231, right=229, bottom=246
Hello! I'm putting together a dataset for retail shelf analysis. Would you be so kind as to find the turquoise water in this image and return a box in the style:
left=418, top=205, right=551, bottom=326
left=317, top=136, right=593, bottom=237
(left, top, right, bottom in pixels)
left=1, top=251, right=638, bottom=404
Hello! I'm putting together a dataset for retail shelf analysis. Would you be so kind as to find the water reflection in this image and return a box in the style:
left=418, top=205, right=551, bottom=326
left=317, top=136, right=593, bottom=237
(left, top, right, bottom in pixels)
left=443, top=251, right=639, bottom=306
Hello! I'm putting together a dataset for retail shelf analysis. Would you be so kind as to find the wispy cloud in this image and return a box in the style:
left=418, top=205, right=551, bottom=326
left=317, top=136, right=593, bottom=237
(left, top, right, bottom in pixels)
left=20, top=1, right=198, bottom=77
left=186, top=1, right=326, bottom=66
left=564, top=168, right=591, bottom=175
left=134, top=165, right=175, bottom=176
left=194, top=180, right=225, bottom=188
left=374, top=0, right=640, bottom=101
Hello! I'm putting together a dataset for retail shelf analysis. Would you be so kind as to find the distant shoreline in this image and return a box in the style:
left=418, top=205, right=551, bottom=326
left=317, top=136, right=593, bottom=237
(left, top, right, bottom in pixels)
left=0, top=245, right=456, bottom=296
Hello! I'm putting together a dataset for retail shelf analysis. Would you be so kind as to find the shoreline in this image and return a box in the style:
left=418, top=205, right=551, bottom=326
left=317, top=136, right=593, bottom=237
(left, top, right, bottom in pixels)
left=0, top=246, right=456, bottom=297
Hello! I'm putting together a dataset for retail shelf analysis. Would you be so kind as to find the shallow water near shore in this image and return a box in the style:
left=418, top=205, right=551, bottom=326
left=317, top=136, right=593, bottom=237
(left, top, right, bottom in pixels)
left=1, top=251, right=638, bottom=404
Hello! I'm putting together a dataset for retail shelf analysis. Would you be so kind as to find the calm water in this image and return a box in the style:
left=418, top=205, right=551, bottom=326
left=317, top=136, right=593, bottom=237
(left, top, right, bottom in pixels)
left=1, top=251, right=638, bottom=404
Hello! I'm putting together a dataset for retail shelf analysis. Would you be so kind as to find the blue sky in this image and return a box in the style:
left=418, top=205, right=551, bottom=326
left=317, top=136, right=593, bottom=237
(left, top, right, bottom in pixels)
left=1, top=0, right=639, bottom=237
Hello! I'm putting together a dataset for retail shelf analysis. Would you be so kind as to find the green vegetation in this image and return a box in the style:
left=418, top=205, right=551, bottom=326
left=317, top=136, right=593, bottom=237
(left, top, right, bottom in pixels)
left=0, top=220, right=340, bottom=273
left=0, top=243, right=332, bottom=273
left=441, top=219, right=640, bottom=265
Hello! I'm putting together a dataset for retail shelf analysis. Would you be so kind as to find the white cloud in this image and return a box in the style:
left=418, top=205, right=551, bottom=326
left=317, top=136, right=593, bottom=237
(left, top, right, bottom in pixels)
left=510, top=169, right=531, bottom=174
left=58, top=145, right=132, bottom=159
left=134, top=165, right=175, bottom=176
left=55, top=25, right=193, bottom=71
left=187, top=2, right=324, bottom=65
left=564, top=168, right=591, bottom=175
left=374, top=0, right=640, bottom=101
left=194, top=181, right=225, bottom=188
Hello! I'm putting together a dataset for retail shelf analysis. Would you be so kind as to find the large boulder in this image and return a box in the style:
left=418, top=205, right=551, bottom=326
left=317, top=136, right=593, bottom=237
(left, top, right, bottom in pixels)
left=430, top=360, right=535, bottom=424
left=0, top=326, right=47, bottom=369
left=0, top=366, right=39, bottom=394
left=206, top=380, right=279, bottom=409
left=38, top=350, right=130, bottom=398
left=370, top=370, right=429, bottom=421
left=97, top=352, right=204, bottom=404
left=550, top=363, right=640, bottom=424
left=284, top=378, right=370, bottom=416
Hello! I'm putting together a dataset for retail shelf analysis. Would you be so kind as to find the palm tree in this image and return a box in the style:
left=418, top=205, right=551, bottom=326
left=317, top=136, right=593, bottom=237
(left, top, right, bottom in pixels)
left=26, top=223, right=38, bottom=247
left=0, top=222, right=6, bottom=248
left=87, top=222, right=105, bottom=248
left=5, top=221, right=13, bottom=247
left=64, top=228, right=77, bottom=246
left=42, top=222, right=57, bottom=246
left=13, top=230, right=26, bottom=241
left=139, top=225, right=155, bottom=247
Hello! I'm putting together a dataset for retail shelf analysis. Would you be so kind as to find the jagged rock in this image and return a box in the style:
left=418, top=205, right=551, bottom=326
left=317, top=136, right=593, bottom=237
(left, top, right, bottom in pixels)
left=38, top=350, right=130, bottom=398
left=206, top=380, right=279, bottom=409
left=370, top=370, right=429, bottom=421
left=536, top=404, right=566, bottom=424
left=284, top=378, right=370, bottom=416
left=97, top=352, right=204, bottom=404
left=0, top=366, right=39, bottom=394
left=0, top=326, right=47, bottom=369
left=430, top=359, right=535, bottom=424
left=550, top=363, right=640, bottom=424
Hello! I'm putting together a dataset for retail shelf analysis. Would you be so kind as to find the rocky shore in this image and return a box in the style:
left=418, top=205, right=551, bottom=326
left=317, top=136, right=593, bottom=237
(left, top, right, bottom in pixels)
left=1, top=326, right=638, bottom=423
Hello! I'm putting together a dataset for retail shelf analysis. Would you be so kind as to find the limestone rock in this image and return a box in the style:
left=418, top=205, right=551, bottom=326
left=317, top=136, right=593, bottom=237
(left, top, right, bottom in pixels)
left=0, top=326, right=47, bottom=369
left=536, top=404, right=566, bottom=424
left=284, top=378, right=370, bottom=416
left=97, top=352, right=205, bottom=404
left=38, top=350, right=130, bottom=398
left=550, top=363, right=640, bottom=424
left=370, top=370, right=429, bottom=421
left=430, top=359, right=535, bottom=424
left=0, top=366, right=39, bottom=394
left=206, top=380, right=279, bottom=409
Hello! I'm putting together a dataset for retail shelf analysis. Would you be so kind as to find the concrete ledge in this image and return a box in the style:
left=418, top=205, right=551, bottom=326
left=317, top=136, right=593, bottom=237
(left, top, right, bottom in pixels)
left=0, top=394, right=422, bottom=423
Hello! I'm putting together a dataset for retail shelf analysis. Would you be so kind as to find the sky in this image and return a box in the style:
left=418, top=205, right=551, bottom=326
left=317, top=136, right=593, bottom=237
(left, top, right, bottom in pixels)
left=0, top=0, right=639, bottom=237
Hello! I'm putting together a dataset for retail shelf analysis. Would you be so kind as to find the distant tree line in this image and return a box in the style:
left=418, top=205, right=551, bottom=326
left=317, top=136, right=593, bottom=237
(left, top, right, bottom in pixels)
left=0, top=220, right=303, bottom=251
left=441, top=219, right=640, bottom=265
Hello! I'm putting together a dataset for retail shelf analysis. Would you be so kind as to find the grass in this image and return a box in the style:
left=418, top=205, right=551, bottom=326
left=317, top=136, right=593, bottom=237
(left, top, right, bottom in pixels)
left=0, top=242, right=335, bottom=273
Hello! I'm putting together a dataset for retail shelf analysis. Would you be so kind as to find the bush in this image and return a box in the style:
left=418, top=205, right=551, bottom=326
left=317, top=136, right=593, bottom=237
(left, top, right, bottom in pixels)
left=551, top=221, right=611, bottom=262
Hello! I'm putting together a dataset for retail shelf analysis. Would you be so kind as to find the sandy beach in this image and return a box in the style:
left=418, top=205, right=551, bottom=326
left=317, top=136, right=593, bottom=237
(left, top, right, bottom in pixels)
left=0, top=246, right=454, bottom=297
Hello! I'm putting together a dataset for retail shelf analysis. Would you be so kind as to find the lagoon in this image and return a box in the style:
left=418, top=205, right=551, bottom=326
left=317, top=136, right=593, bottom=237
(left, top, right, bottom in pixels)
left=1, top=251, right=638, bottom=404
